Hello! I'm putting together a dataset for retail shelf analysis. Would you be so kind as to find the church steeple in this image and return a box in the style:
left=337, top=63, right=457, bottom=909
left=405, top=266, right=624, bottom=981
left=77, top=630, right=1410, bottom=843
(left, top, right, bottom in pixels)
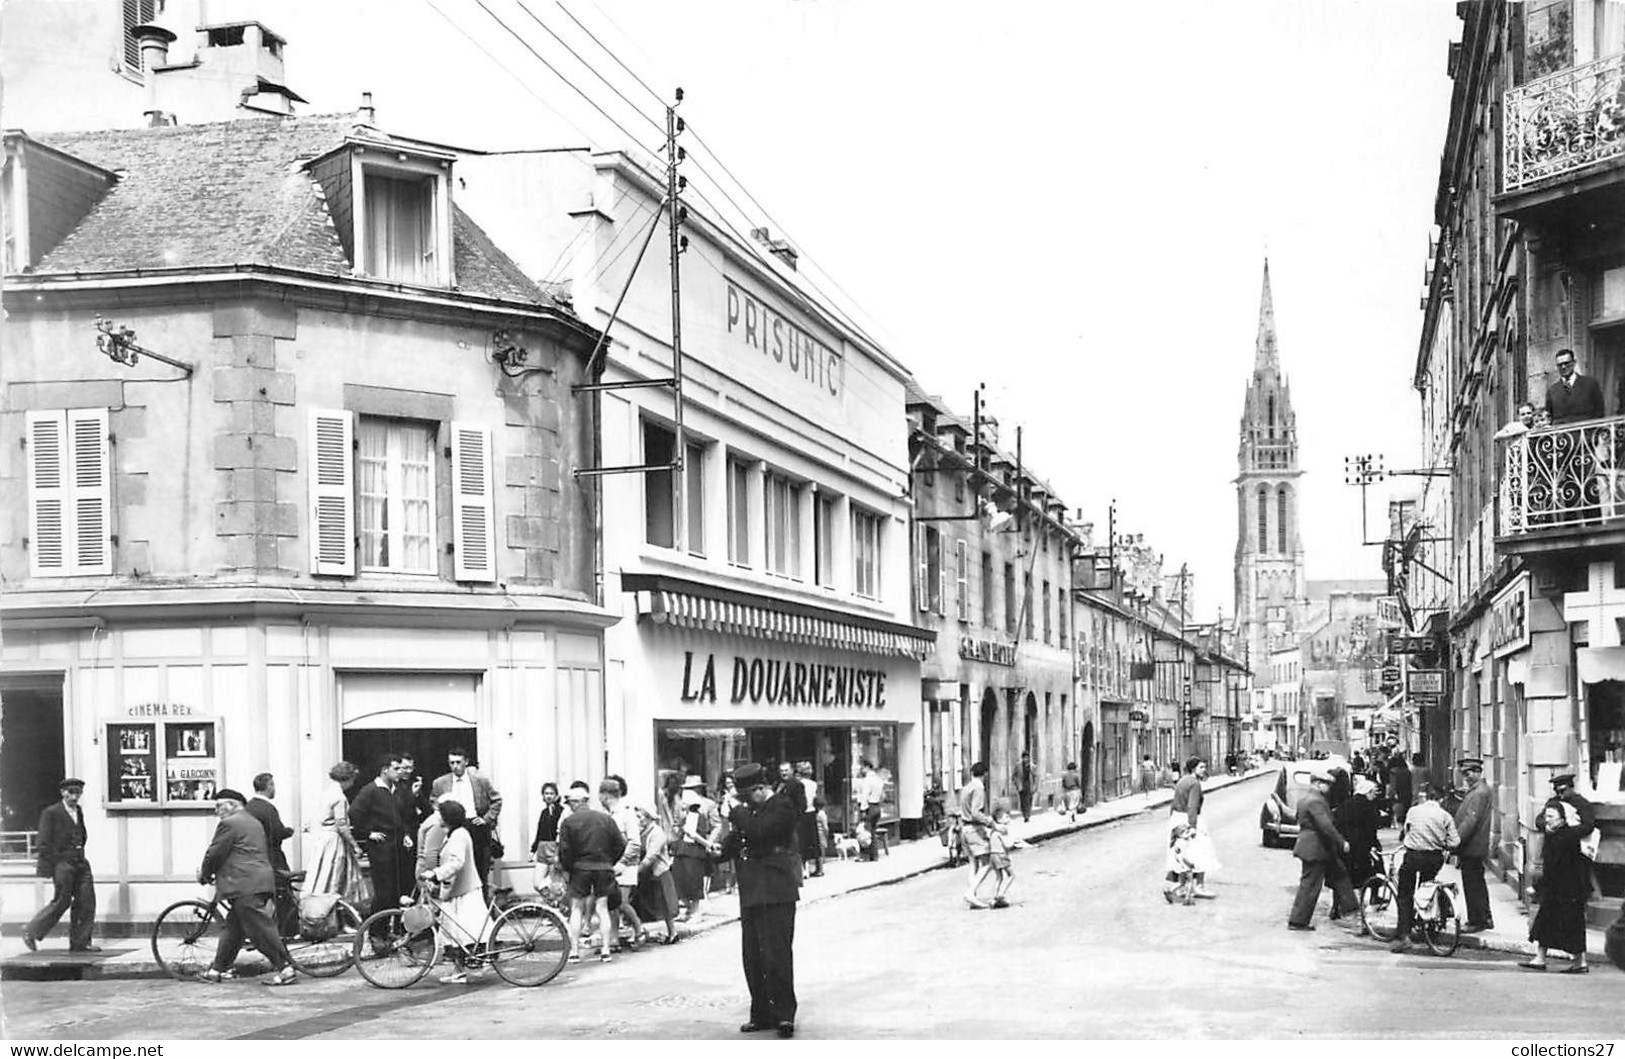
left=1254, top=259, right=1278, bottom=374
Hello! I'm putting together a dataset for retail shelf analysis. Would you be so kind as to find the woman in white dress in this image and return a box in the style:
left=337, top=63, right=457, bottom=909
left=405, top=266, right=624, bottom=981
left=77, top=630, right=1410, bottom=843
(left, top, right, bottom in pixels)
left=422, top=799, right=487, bottom=984
left=306, top=761, right=366, bottom=904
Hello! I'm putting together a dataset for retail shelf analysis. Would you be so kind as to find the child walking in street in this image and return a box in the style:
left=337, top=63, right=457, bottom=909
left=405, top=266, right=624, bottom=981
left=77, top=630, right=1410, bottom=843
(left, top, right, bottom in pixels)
left=986, top=805, right=1015, bottom=908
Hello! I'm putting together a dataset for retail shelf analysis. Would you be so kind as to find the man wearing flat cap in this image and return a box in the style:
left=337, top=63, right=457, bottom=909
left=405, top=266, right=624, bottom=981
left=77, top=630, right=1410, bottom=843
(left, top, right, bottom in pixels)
left=22, top=778, right=98, bottom=953
left=1452, top=758, right=1495, bottom=932
left=1287, top=765, right=1363, bottom=934
left=718, top=762, right=802, bottom=1038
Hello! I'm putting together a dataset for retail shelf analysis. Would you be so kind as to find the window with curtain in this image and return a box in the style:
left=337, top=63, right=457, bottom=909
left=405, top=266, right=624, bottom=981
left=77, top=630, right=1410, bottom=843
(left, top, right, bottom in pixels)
left=364, top=172, right=435, bottom=284
left=727, top=459, right=752, bottom=567
left=764, top=471, right=802, bottom=578
left=852, top=508, right=881, bottom=599
left=358, top=417, right=435, bottom=573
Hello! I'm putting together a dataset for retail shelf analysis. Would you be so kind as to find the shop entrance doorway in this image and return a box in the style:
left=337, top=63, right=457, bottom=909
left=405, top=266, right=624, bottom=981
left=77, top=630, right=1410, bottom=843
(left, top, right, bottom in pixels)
left=341, top=728, right=478, bottom=791
left=1, top=675, right=65, bottom=857
left=1080, top=722, right=1095, bottom=804
left=979, top=688, right=997, bottom=772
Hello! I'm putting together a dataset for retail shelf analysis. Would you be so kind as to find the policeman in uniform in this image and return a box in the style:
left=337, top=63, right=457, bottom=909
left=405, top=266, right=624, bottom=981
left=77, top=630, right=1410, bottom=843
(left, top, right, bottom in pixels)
left=720, top=762, right=804, bottom=1038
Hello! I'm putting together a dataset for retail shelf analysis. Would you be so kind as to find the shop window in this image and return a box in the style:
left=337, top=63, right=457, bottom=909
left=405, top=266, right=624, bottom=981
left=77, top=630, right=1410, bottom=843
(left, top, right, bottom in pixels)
left=852, top=507, right=882, bottom=599
left=813, top=493, right=835, bottom=588
left=852, top=725, right=899, bottom=824
left=727, top=458, right=752, bottom=568
left=25, top=409, right=112, bottom=576
left=0, top=676, right=65, bottom=861
left=359, top=417, right=437, bottom=573
left=765, top=471, right=803, bottom=579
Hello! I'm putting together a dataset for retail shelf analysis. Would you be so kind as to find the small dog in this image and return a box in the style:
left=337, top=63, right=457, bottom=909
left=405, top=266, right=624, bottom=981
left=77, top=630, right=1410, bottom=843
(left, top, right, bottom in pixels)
left=832, top=833, right=862, bottom=860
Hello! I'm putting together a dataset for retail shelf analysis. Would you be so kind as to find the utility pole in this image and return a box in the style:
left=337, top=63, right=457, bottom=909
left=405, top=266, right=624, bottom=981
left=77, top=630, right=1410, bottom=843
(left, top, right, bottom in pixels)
left=667, top=92, right=688, bottom=543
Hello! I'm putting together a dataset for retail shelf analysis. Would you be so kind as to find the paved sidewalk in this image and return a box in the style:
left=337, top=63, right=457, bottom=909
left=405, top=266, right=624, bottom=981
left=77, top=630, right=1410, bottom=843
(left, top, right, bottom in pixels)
left=5, top=766, right=1607, bottom=977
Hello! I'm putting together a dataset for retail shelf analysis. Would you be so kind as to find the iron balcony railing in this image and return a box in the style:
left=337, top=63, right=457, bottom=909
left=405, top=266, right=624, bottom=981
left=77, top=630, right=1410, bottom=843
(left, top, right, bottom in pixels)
left=1504, top=52, right=1625, bottom=192
left=1500, top=414, right=1625, bottom=534
left=0, top=830, right=38, bottom=862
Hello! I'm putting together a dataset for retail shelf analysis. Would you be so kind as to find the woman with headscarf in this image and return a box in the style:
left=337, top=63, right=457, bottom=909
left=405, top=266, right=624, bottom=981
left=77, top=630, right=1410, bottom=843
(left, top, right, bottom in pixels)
left=1334, top=775, right=1382, bottom=890
left=1522, top=802, right=1592, bottom=973
left=420, top=799, right=487, bottom=984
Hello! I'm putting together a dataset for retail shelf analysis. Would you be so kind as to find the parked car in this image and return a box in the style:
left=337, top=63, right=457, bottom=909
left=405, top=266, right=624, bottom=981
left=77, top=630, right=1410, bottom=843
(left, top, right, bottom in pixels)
left=1259, top=757, right=1351, bottom=848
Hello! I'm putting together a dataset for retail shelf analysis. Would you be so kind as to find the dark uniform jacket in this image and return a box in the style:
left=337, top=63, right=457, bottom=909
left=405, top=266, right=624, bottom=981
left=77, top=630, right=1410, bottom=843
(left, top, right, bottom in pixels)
left=720, top=790, right=802, bottom=909
left=1453, top=780, right=1494, bottom=858
left=1292, top=789, right=1344, bottom=864
left=35, top=801, right=88, bottom=877
left=200, top=809, right=275, bottom=898
left=1546, top=373, right=1605, bottom=424
left=349, top=780, right=404, bottom=846
left=245, top=796, right=294, bottom=874
left=556, top=806, right=626, bottom=872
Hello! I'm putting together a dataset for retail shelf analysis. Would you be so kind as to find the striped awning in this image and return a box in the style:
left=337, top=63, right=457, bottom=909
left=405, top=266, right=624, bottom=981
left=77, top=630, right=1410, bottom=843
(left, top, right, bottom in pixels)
left=635, top=587, right=933, bottom=661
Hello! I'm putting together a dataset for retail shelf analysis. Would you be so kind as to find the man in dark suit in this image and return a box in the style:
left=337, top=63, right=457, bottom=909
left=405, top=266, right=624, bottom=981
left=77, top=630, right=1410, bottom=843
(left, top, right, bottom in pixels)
left=23, top=778, right=98, bottom=953
left=720, top=762, right=802, bottom=1038
left=1545, top=348, right=1606, bottom=424
left=1287, top=766, right=1362, bottom=933
left=245, top=772, right=294, bottom=874
left=1452, top=758, right=1495, bottom=932
left=197, top=788, right=295, bottom=985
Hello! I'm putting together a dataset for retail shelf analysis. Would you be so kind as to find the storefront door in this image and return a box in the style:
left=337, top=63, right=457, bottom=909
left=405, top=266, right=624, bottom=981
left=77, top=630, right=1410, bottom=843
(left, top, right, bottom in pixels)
left=342, top=728, right=478, bottom=789
left=0, top=675, right=65, bottom=858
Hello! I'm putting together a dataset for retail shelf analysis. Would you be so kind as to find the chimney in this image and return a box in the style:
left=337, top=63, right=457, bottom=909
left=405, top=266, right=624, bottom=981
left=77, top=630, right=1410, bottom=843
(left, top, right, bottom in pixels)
left=359, top=91, right=376, bottom=125
left=750, top=226, right=798, bottom=270
left=133, top=23, right=178, bottom=127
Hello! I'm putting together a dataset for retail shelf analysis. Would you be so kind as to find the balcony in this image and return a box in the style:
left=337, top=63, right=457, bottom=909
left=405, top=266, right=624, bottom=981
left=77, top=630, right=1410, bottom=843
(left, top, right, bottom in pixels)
left=1500, top=53, right=1625, bottom=221
left=1498, top=415, right=1625, bottom=555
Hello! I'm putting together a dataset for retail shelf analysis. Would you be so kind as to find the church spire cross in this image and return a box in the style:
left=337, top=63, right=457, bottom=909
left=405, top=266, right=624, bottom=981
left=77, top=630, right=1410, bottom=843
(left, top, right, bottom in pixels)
left=1254, top=259, right=1278, bottom=373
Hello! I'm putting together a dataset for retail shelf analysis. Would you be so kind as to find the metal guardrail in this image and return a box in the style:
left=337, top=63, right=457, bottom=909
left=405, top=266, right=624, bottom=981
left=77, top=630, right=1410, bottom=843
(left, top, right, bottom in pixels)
left=1504, top=52, right=1625, bottom=192
left=0, top=831, right=38, bottom=862
left=1501, top=414, right=1625, bottom=533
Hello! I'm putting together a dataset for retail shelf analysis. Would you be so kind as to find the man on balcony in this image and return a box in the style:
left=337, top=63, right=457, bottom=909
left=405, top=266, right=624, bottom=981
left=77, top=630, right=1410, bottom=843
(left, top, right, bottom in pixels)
left=1544, top=348, right=1604, bottom=424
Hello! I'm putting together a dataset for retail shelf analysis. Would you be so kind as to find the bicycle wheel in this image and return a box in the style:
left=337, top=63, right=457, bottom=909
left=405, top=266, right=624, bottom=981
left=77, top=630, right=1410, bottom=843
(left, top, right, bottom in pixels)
left=487, top=902, right=570, bottom=987
left=285, top=899, right=363, bottom=978
left=151, top=900, right=225, bottom=980
left=1359, top=877, right=1400, bottom=942
left=352, top=908, right=439, bottom=989
left=1422, top=887, right=1461, bottom=957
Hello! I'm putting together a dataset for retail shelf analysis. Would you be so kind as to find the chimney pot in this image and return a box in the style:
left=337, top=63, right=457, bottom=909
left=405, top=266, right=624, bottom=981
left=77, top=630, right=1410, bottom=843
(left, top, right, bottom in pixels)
left=133, top=23, right=179, bottom=126
left=360, top=91, right=376, bottom=125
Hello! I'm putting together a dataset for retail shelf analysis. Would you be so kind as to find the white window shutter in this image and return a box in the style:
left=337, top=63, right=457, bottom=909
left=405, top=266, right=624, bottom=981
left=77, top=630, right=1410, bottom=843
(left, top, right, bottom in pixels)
left=26, top=411, right=67, bottom=575
left=955, top=539, right=969, bottom=622
left=916, top=525, right=928, bottom=612
left=67, top=408, right=112, bottom=575
left=936, top=535, right=947, bottom=616
left=308, top=410, right=355, bottom=576
left=451, top=423, right=496, bottom=582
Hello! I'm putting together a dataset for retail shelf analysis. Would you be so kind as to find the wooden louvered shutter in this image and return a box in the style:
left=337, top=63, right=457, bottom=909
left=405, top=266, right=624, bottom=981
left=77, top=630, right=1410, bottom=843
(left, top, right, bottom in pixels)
left=308, top=410, right=355, bottom=576
left=916, top=525, right=929, bottom=612
left=26, top=411, right=67, bottom=575
left=451, top=423, right=495, bottom=582
left=68, top=408, right=112, bottom=575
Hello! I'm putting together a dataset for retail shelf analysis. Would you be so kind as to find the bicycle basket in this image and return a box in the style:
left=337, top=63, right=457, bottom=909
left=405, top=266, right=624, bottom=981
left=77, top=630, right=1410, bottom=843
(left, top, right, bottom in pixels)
left=1414, top=880, right=1438, bottom=905
left=401, top=902, right=435, bottom=933
left=297, top=892, right=341, bottom=942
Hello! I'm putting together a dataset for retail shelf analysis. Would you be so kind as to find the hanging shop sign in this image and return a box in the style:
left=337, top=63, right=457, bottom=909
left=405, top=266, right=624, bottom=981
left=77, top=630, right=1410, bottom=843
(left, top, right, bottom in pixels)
left=958, top=636, right=1016, bottom=667
left=1128, top=709, right=1149, bottom=723
left=679, top=651, right=887, bottom=708
left=102, top=713, right=223, bottom=810
left=1488, top=572, right=1531, bottom=659
left=1406, top=670, right=1445, bottom=695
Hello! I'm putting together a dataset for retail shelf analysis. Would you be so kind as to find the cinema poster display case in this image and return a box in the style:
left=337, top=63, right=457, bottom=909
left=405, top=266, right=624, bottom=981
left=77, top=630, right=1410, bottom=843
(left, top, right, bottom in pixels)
left=102, top=716, right=222, bottom=810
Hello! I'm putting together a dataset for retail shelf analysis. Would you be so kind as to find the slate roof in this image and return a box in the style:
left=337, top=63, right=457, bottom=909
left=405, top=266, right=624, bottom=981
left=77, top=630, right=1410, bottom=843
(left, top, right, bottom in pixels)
left=26, top=114, right=563, bottom=310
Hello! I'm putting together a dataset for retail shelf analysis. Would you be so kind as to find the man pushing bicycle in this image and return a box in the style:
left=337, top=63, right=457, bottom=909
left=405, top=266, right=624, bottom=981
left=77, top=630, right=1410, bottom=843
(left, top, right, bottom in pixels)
left=1388, top=783, right=1459, bottom=954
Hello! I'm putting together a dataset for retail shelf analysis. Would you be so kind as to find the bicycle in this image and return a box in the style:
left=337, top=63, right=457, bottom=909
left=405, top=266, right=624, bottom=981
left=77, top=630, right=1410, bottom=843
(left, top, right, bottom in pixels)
left=353, top=883, right=569, bottom=988
left=1358, top=846, right=1401, bottom=942
left=151, top=870, right=362, bottom=980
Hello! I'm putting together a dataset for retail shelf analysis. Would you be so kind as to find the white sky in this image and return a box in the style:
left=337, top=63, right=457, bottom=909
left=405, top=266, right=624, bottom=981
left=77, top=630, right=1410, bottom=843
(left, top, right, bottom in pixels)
left=261, top=0, right=1464, bottom=618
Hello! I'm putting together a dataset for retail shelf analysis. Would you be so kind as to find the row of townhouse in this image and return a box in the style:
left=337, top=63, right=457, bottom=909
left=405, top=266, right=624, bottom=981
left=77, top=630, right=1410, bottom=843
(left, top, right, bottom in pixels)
left=1404, top=0, right=1625, bottom=926
left=0, top=2, right=1249, bottom=925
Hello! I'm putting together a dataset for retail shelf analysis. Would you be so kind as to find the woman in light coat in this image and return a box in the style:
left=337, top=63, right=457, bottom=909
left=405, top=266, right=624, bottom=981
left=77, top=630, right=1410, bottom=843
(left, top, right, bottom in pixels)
left=306, top=761, right=366, bottom=905
left=421, top=799, right=487, bottom=984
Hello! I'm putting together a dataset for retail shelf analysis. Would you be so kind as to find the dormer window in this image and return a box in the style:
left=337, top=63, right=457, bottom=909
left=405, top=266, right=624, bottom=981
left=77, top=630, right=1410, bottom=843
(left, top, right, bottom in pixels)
left=352, top=150, right=453, bottom=286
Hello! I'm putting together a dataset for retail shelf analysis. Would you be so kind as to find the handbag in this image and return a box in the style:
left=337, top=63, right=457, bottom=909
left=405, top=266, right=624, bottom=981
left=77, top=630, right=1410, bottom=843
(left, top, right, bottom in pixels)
left=489, top=834, right=506, bottom=861
left=298, top=892, right=340, bottom=941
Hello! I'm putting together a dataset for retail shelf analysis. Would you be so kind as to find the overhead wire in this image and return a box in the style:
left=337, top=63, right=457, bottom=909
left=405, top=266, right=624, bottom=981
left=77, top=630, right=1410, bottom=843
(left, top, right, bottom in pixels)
left=513, top=0, right=668, bottom=140
left=554, top=0, right=668, bottom=110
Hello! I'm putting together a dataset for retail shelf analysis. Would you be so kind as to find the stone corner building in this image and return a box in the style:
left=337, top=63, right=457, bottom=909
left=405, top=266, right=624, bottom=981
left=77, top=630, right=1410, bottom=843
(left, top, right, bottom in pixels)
left=1412, top=0, right=1625, bottom=921
left=0, top=103, right=612, bottom=926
